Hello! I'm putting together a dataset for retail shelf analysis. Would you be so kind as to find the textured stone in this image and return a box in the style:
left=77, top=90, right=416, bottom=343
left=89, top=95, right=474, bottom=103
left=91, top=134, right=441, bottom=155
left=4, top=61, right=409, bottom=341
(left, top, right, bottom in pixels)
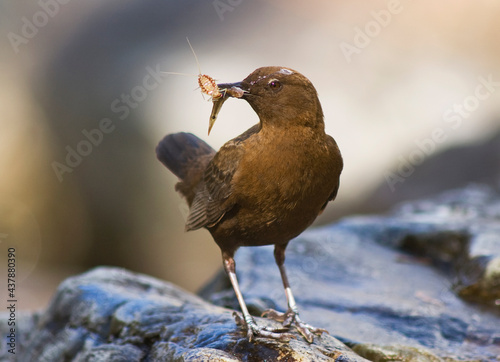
left=0, top=268, right=366, bottom=362
left=352, top=344, right=462, bottom=362
left=203, top=185, right=500, bottom=361
left=2, top=185, right=500, bottom=361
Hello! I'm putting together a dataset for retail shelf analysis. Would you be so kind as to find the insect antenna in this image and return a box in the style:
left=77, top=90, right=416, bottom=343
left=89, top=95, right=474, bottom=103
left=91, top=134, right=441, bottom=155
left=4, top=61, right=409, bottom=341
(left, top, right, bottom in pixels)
left=186, top=37, right=202, bottom=76
left=161, top=38, right=222, bottom=103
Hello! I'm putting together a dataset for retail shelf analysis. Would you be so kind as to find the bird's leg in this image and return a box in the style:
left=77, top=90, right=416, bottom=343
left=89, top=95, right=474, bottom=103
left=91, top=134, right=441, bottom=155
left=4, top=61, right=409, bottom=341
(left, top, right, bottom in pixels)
left=262, top=244, right=328, bottom=343
left=222, top=252, right=294, bottom=342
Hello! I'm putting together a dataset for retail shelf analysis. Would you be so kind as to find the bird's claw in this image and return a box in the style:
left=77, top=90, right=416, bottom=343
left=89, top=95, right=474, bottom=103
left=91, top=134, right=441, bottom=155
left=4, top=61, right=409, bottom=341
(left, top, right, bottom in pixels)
left=232, top=312, right=295, bottom=342
left=261, top=309, right=328, bottom=343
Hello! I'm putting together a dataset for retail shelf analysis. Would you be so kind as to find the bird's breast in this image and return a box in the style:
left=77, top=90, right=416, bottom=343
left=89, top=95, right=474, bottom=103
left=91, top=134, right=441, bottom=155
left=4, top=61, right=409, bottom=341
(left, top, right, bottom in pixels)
left=229, top=129, right=339, bottom=242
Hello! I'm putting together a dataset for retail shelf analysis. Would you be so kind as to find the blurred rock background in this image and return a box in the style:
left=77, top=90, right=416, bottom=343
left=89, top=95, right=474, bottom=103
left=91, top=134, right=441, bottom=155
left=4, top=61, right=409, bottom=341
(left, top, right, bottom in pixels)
left=0, top=0, right=499, bottom=311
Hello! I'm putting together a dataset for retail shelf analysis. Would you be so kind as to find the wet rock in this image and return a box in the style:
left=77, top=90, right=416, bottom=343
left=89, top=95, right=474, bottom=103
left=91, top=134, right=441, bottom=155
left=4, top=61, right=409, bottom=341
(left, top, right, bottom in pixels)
left=0, top=312, right=40, bottom=361
left=2, top=185, right=499, bottom=361
left=358, top=183, right=500, bottom=305
left=203, top=185, right=500, bottom=361
left=352, top=344, right=453, bottom=362
left=0, top=268, right=366, bottom=362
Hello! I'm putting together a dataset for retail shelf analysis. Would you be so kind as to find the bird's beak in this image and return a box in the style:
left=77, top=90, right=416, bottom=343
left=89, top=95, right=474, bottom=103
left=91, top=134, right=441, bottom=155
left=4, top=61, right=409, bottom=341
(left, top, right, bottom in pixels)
left=208, top=81, right=247, bottom=135
left=217, top=81, right=247, bottom=98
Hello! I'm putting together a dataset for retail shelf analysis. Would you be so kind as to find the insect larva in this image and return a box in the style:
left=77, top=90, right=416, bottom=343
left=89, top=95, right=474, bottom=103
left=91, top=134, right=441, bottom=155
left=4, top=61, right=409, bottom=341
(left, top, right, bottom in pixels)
left=163, top=38, right=225, bottom=101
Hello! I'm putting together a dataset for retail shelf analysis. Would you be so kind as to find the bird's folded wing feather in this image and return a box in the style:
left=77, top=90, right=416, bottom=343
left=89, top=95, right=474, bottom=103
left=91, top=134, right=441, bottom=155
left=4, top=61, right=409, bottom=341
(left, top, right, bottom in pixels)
left=185, top=145, right=240, bottom=231
left=185, top=124, right=260, bottom=231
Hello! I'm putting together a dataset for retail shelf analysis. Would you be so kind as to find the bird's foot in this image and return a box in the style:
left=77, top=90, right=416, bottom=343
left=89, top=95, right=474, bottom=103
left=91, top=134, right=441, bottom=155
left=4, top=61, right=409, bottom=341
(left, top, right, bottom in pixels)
left=261, top=309, right=328, bottom=343
left=233, top=312, right=295, bottom=342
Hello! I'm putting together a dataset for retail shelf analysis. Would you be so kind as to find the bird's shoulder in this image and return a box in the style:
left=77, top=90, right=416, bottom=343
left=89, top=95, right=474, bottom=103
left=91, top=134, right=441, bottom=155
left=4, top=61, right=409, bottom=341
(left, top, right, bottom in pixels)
left=206, top=124, right=260, bottom=186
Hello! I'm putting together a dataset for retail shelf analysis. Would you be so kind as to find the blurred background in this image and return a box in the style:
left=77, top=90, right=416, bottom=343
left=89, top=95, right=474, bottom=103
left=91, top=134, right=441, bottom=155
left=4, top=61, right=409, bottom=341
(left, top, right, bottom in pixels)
left=1, top=0, right=499, bottom=311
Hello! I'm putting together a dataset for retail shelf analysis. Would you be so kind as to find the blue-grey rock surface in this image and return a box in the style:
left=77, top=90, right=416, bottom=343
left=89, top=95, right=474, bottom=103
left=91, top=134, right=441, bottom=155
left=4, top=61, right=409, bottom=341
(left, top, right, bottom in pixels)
left=0, top=268, right=366, bottom=362
left=2, top=184, right=500, bottom=361
left=202, top=184, right=500, bottom=361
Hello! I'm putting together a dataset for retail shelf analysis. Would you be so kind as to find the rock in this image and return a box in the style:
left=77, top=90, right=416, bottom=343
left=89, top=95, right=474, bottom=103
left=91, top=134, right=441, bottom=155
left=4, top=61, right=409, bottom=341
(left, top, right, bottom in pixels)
left=0, top=268, right=367, bottom=362
left=0, top=312, right=40, bottom=361
left=202, top=185, right=500, bottom=361
left=352, top=344, right=455, bottom=362
left=363, top=183, right=500, bottom=305
left=3, top=185, right=500, bottom=361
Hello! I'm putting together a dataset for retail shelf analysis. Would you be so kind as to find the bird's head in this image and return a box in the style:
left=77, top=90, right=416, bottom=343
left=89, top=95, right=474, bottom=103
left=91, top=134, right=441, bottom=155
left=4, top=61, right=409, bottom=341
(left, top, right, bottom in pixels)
left=209, top=67, right=324, bottom=134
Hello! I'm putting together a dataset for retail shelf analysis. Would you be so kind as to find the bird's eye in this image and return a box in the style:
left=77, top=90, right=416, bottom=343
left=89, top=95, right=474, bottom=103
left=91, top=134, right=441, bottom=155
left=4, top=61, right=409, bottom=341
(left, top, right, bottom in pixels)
left=268, top=79, right=282, bottom=92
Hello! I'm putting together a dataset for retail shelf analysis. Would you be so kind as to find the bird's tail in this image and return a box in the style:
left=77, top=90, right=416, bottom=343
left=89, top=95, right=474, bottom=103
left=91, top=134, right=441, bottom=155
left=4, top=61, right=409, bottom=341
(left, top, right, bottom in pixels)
left=156, top=132, right=215, bottom=203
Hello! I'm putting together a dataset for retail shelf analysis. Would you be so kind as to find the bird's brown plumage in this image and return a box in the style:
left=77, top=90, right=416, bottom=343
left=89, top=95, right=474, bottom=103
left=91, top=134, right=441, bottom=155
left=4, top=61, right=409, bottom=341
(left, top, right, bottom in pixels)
left=157, top=66, right=343, bottom=342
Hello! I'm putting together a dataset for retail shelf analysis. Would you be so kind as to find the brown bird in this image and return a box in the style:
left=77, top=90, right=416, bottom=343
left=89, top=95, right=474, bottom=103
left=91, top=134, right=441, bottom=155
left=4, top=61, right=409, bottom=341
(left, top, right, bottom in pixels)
left=156, top=66, right=343, bottom=342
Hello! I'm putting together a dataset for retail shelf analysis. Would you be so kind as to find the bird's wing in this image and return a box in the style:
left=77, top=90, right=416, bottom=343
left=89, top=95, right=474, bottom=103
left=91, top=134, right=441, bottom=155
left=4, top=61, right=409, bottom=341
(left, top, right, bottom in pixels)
left=185, top=125, right=260, bottom=231
left=320, top=182, right=340, bottom=213
left=185, top=145, right=239, bottom=231
left=320, top=135, right=343, bottom=213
